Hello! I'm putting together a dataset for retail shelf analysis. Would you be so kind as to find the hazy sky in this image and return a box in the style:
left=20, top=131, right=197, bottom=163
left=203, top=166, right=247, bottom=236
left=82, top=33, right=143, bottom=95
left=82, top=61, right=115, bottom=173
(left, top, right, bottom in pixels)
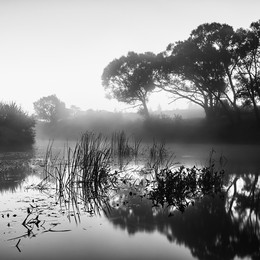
left=1, top=0, right=260, bottom=114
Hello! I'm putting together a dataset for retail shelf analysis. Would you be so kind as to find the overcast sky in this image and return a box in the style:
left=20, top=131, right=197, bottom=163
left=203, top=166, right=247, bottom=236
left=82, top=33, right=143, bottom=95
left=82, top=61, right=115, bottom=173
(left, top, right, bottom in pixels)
left=1, top=0, right=260, bottom=114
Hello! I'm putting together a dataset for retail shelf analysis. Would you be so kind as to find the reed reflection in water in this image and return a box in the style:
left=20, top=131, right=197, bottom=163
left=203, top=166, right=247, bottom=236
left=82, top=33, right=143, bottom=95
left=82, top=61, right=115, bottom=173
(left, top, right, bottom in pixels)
left=0, top=134, right=260, bottom=260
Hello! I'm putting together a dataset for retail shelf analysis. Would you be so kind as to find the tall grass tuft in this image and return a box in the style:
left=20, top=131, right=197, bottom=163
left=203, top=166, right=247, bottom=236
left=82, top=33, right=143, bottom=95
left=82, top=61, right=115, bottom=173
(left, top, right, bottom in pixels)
left=147, top=140, right=177, bottom=176
left=111, top=131, right=139, bottom=169
left=132, top=135, right=142, bottom=157
left=42, top=132, right=112, bottom=215
left=79, top=132, right=111, bottom=188
left=111, top=131, right=131, bottom=157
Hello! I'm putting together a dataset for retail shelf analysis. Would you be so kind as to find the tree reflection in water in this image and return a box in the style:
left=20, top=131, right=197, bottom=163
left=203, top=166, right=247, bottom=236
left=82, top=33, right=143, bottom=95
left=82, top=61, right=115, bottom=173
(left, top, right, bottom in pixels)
left=1, top=144, right=259, bottom=259
left=107, top=174, right=260, bottom=260
left=0, top=150, right=35, bottom=192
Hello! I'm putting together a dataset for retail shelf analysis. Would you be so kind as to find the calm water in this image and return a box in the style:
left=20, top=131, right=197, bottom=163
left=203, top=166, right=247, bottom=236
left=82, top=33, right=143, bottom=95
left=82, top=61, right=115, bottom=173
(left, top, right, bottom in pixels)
left=0, top=140, right=259, bottom=260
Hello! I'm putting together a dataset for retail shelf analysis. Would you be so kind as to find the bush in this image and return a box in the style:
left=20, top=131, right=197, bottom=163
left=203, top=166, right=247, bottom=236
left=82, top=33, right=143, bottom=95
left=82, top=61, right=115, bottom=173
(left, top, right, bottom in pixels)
left=0, top=102, right=35, bottom=148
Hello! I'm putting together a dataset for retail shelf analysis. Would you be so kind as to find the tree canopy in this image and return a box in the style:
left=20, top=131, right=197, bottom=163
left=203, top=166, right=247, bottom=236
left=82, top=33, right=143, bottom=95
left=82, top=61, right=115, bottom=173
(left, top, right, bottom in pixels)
left=33, top=95, right=68, bottom=123
left=234, top=21, right=260, bottom=121
left=102, top=51, right=159, bottom=118
left=157, top=20, right=260, bottom=123
left=102, top=20, right=260, bottom=125
left=160, top=23, right=236, bottom=120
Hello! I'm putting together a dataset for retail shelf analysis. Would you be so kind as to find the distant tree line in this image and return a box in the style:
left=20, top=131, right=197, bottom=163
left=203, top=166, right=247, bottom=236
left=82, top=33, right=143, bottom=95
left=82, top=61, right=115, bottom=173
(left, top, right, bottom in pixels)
left=32, top=94, right=260, bottom=143
left=102, top=20, right=260, bottom=124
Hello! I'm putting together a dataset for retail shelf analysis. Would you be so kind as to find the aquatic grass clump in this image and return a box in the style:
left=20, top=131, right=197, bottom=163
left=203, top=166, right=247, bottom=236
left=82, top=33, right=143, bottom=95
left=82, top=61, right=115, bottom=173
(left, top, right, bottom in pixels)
left=78, top=132, right=111, bottom=188
left=111, top=131, right=143, bottom=169
left=42, top=132, right=113, bottom=215
left=111, top=131, right=143, bottom=157
left=146, top=140, right=177, bottom=175
left=111, top=131, right=131, bottom=157
left=43, top=133, right=111, bottom=187
left=131, top=135, right=142, bottom=157
left=150, top=163, right=225, bottom=213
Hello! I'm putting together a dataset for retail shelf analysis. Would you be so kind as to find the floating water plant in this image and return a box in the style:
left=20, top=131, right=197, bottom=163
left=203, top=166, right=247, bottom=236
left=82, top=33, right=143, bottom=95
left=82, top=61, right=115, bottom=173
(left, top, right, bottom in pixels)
left=149, top=162, right=225, bottom=213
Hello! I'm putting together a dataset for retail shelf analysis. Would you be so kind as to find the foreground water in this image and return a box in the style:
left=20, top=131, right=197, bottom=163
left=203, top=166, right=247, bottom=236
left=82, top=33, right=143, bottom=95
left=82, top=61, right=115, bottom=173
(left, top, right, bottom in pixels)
left=0, top=140, right=259, bottom=260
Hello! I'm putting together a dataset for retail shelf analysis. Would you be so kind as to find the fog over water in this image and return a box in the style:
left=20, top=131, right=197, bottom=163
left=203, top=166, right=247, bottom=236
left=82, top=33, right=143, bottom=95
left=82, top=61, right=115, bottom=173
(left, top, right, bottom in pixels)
left=1, top=0, right=260, bottom=114
left=1, top=1, right=260, bottom=259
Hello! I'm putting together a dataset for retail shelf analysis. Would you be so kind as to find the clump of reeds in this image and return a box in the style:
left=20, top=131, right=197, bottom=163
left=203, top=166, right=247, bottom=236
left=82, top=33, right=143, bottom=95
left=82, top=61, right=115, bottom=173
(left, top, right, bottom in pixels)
left=146, top=140, right=177, bottom=176
left=131, top=135, right=142, bottom=157
left=78, top=132, right=111, bottom=188
left=111, top=131, right=142, bottom=157
left=111, top=131, right=131, bottom=157
left=42, top=132, right=113, bottom=215
left=110, top=131, right=142, bottom=169
left=44, top=133, right=111, bottom=186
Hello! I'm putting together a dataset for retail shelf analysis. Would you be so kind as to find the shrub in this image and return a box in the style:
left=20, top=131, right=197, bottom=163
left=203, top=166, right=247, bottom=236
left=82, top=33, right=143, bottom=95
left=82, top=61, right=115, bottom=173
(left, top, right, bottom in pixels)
left=0, top=102, right=35, bottom=148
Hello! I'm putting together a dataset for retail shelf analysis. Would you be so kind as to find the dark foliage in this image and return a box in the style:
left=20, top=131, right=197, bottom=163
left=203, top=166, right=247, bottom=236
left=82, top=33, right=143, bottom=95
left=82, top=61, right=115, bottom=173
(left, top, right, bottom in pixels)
left=102, top=52, right=160, bottom=118
left=0, top=102, right=35, bottom=148
left=150, top=164, right=224, bottom=212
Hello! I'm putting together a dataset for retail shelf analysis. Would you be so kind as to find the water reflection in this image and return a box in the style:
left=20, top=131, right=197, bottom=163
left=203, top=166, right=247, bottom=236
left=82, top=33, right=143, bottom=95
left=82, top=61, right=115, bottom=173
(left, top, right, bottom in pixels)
left=107, top=174, right=260, bottom=260
left=1, top=141, right=260, bottom=259
left=226, top=173, right=260, bottom=246
left=0, top=149, right=36, bottom=192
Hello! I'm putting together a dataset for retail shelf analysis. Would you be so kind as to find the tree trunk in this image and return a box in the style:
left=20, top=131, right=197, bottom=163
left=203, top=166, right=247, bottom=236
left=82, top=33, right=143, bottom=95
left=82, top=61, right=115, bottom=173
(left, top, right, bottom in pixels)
left=142, top=100, right=150, bottom=118
left=252, top=98, right=260, bottom=123
left=248, top=87, right=260, bottom=123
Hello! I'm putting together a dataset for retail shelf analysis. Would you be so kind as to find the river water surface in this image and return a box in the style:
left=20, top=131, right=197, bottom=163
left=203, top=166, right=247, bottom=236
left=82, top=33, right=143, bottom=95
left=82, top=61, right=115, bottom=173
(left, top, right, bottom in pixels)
left=0, top=140, right=259, bottom=260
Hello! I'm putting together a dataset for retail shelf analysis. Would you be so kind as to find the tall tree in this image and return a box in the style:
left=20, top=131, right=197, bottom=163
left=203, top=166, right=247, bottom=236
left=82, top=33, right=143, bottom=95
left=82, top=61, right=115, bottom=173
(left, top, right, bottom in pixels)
left=159, top=23, right=239, bottom=122
left=102, top=51, right=158, bottom=118
left=190, top=23, right=242, bottom=120
left=33, top=95, right=68, bottom=123
left=234, top=20, right=260, bottom=122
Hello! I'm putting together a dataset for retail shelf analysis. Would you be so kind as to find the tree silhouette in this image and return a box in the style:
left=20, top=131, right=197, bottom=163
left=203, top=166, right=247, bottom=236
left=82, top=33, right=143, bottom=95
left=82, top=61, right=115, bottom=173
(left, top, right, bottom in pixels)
left=158, top=20, right=260, bottom=124
left=234, top=20, right=260, bottom=122
left=160, top=23, right=236, bottom=121
left=102, top=51, right=158, bottom=118
left=33, top=95, right=68, bottom=123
